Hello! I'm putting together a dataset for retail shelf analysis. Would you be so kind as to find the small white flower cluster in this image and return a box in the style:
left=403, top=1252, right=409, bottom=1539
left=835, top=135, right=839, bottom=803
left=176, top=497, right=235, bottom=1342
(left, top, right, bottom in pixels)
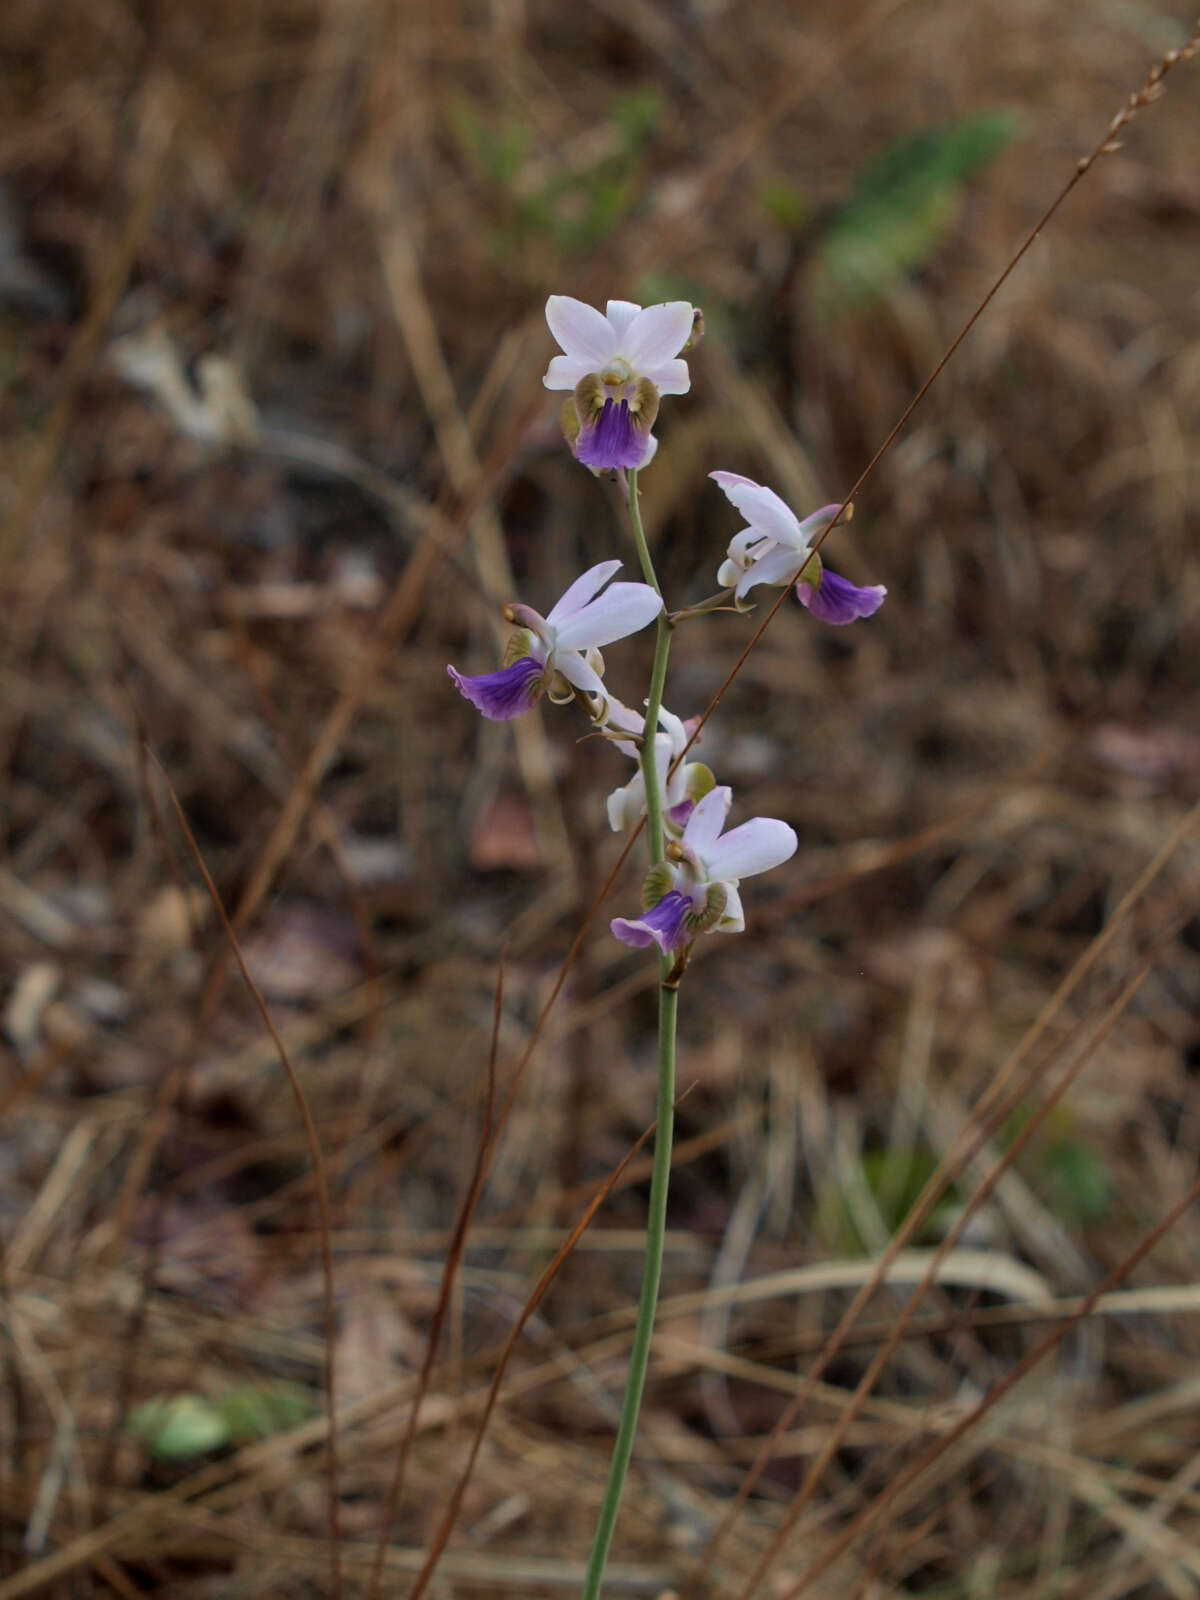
left=448, top=296, right=888, bottom=958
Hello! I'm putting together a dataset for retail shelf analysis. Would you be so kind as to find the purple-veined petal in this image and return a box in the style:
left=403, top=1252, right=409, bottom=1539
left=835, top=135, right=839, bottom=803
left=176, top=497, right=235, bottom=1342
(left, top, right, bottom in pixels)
left=545, top=560, right=624, bottom=628
left=447, top=657, right=543, bottom=721
left=576, top=399, right=650, bottom=470
left=546, top=295, right=617, bottom=365
left=543, top=353, right=595, bottom=392
left=553, top=582, right=662, bottom=652
left=605, top=299, right=642, bottom=336
left=683, top=785, right=733, bottom=854
left=622, top=302, right=694, bottom=371
left=640, top=357, right=690, bottom=396
left=611, top=890, right=692, bottom=955
left=701, top=817, right=797, bottom=882
left=797, top=569, right=887, bottom=625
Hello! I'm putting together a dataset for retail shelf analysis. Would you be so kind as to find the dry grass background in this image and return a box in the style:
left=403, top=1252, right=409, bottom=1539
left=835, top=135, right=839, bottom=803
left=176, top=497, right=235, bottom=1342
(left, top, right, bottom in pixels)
left=1, top=0, right=1200, bottom=1595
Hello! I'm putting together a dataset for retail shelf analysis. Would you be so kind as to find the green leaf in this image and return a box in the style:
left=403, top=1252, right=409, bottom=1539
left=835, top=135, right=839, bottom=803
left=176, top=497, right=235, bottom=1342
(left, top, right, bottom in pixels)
left=815, top=113, right=1017, bottom=306
left=126, top=1395, right=230, bottom=1461
left=1041, top=1136, right=1112, bottom=1224
left=214, top=1380, right=314, bottom=1441
left=758, top=176, right=809, bottom=234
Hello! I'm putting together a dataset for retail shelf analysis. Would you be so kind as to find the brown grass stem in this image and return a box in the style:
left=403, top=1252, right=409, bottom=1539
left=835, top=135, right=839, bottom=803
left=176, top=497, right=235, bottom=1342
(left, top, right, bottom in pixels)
left=152, top=750, right=344, bottom=1600
left=364, top=959, right=503, bottom=1600
left=683, top=795, right=1200, bottom=1591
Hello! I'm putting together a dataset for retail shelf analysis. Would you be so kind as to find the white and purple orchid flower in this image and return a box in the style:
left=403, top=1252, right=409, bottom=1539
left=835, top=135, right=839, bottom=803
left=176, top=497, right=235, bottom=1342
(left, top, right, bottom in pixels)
left=599, top=697, right=714, bottom=835
left=711, top=471, right=886, bottom=623
left=544, top=297, right=695, bottom=472
left=612, top=785, right=797, bottom=956
left=448, top=561, right=662, bottom=722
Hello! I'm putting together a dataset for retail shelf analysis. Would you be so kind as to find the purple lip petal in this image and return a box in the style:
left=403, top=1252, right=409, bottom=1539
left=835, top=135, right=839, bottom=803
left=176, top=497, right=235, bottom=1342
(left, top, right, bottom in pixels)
left=447, top=657, right=543, bottom=721
left=666, top=798, right=695, bottom=831
left=796, top=569, right=887, bottom=625
left=611, top=890, right=692, bottom=955
left=576, top=399, right=650, bottom=471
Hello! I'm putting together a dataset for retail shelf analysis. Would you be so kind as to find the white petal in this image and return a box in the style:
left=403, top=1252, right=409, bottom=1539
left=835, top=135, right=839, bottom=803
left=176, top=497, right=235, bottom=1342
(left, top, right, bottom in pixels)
left=604, top=696, right=645, bottom=738
left=553, top=583, right=662, bottom=651
left=546, top=560, right=623, bottom=627
left=716, top=883, right=744, bottom=933
left=684, top=785, right=733, bottom=854
left=640, top=357, right=690, bottom=396
left=710, top=470, right=761, bottom=493
left=736, top=545, right=806, bottom=596
left=638, top=431, right=659, bottom=468
left=605, top=300, right=642, bottom=336
left=657, top=706, right=687, bottom=751
left=543, top=353, right=594, bottom=391
left=728, top=527, right=770, bottom=560
left=546, top=296, right=618, bottom=365
left=721, top=480, right=804, bottom=547
left=717, top=556, right=742, bottom=589
left=703, top=818, right=797, bottom=882
left=607, top=773, right=644, bottom=831
left=621, top=302, right=694, bottom=370
left=555, top=650, right=606, bottom=698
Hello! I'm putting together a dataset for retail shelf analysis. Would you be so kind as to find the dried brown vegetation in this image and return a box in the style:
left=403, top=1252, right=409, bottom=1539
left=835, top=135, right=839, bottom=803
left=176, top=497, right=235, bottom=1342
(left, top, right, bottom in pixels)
left=1, top=1, right=1200, bottom=1596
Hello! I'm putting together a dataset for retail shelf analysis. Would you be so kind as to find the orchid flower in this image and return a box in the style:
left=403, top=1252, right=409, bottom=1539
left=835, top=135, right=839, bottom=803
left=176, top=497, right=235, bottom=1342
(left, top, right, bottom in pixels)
left=711, top=471, right=886, bottom=623
left=544, top=297, right=695, bottom=472
left=448, top=561, right=662, bottom=722
left=599, top=697, right=714, bottom=834
left=611, top=786, right=797, bottom=956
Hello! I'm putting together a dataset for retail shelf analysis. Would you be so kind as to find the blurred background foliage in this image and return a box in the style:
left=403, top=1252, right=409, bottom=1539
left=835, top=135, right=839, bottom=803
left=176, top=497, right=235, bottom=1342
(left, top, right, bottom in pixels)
left=1, top=0, right=1199, bottom=1594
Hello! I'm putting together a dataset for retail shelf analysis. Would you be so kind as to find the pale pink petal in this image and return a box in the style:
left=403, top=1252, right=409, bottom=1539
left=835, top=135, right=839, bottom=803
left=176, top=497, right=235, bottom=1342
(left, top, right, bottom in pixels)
left=702, top=818, right=797, bottom=882
left=553, top=582, right=662, bottom=651
left=622, top=302, right=694, bottom=369
left=546, top=296, right=618, bottom=365
left=543, top=353, right=595, bottom=391
left=795, top=504, right=844, bottom=542
left=546, top=560, right=623, bottom=627
left=709, top=470, right=761, bottom=493
left=683, top=786, right=733, bottom=854
left=605, top=300, right=642, bottom=336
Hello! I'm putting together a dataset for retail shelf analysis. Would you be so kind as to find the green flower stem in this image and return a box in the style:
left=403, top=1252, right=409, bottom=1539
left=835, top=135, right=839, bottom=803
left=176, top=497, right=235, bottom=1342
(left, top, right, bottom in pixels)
left=626, top=470, right=670, bottom=868
left=581, top=471, right=679, bottom=1600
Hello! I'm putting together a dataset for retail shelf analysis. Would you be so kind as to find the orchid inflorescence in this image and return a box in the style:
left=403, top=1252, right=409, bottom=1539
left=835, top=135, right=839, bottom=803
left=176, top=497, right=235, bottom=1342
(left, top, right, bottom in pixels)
left=447, top=294, right=887, bottom=1594
left=449, top=294, right=886, bottom=962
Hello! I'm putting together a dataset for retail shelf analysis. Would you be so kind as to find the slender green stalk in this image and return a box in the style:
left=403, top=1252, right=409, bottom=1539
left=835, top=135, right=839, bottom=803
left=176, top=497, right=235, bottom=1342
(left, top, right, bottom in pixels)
left=581, top=470, right=679, bottom=1599
left=626, top=470, right=670, bottom=867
